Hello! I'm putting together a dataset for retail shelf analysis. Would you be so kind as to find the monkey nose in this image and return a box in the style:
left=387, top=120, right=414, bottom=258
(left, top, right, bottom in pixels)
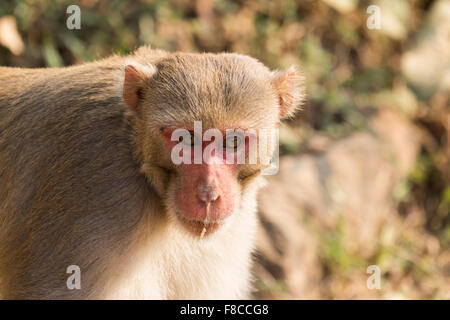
left=198, top=186, right=220, bottom=203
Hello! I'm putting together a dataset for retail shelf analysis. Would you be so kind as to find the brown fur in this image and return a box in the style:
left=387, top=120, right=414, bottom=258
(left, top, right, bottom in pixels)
left=0, top=46, right=303, bottom=299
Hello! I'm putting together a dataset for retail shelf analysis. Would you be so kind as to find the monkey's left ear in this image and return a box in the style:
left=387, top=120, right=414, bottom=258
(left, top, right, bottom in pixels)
left=271, top=66, right=305, bottom=119
left=123, top=62, right=156, bottom=112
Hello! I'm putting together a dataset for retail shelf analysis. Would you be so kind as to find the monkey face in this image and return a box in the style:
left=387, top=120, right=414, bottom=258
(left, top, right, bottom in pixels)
left=123, top=52, right=303, bottom=238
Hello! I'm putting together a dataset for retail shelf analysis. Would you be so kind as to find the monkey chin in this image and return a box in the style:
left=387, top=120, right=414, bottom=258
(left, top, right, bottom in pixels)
left=176, top=214, right=225, bottom=239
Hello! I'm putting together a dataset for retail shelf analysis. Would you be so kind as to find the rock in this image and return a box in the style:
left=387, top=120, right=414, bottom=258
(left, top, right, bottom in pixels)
left=253, top=109, right=422, bottom=298
left=401, top=0, right=450, bottom=96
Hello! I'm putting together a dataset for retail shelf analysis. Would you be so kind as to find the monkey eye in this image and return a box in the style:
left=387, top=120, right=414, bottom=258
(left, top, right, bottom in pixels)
left=224, top=135, right=243, bottom=150
left=181, top=131, right=201, bottom=147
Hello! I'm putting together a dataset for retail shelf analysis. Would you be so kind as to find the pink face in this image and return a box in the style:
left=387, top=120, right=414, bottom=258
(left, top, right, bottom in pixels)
left=162, top=127, right=252, bottom=235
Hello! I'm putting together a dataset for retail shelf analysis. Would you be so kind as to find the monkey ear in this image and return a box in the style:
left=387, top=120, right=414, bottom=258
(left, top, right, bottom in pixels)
left=123, top=62, right=156, bottom=112
left=270, top=66, right=305, bottom=119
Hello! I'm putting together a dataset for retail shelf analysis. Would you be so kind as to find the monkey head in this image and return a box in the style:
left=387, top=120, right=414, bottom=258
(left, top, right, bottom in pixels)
left=122, top=52, right=304, bottom=237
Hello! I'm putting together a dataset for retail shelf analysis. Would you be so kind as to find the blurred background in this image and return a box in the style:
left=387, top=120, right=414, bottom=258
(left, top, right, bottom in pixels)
left=0, top=0, right=448, bottom=299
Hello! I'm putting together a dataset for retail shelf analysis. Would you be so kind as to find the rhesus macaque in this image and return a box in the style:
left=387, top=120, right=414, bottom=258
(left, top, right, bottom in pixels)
left=0, top=46, right=304, bottom=299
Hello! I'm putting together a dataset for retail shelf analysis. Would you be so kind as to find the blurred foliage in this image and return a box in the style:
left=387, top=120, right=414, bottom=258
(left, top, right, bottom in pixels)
left=0, top=0, right=448, bottom=299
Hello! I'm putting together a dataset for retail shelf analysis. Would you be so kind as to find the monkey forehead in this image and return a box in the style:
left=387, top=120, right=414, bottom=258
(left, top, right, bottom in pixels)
left=146, top=53, right=279, bottom=127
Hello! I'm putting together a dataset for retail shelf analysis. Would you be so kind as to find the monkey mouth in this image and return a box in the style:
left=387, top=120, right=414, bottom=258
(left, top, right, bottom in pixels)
left=177, top=214, right=224, bottom=238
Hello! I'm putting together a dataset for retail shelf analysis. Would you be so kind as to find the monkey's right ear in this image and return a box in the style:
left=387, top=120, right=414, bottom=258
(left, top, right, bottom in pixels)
left=270, top=66, right=305, bottom=119
left=123, top=62, right=156, bottom=112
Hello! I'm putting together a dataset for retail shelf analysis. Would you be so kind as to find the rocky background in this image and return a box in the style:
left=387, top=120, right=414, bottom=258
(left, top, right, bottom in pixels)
left=0, top=0, right=448, bottom=299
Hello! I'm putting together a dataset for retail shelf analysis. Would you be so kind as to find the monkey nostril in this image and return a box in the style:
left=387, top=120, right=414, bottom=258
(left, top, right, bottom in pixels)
left=209, top=191, right=219, bottom=202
